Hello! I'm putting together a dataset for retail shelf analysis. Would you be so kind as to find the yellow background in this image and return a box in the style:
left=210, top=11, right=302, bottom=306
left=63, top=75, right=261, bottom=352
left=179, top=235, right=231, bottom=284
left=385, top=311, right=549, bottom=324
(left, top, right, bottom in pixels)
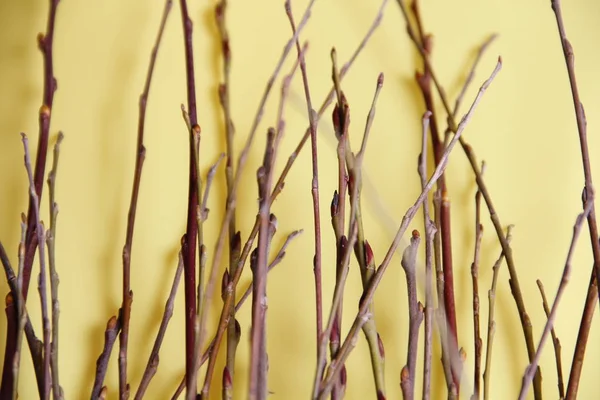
left=1, top=0, right=599, bottom=398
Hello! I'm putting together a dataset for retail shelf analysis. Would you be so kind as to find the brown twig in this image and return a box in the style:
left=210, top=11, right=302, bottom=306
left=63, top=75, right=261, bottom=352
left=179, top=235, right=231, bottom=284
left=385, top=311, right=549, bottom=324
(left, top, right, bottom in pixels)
left=400, top=231, right=423, bottom=400
left=550, top=1, right=600, bottom=397
left=119, top=2, right=172, bottom=397
left=536, top=280, right=565, bottom=399
left=285, top=0, right=325, bottom=363
left=470, top=165, right=484, bottom=400
left=214, top=0, right=241, bottom=387
left=134, top=250, right=184, bottom=399
left=318, top=60, right=503, bottom=399
left=2, top=295, right=17, bottom=400
left=417, top=112, right=436, bottom=400
left=482, top=225, right=513, bottom=400
left=397, top=1, right=542, bottom=396
left=21, top=134, right=52, bottom=400
left=248, top=128, right=277, bottom=400
left=46, top=132, right=64, bottom=400
left=518, top=203, right=593, bottom=399
left=172, top=230, right=303, bottom=399
left=91, top=316, right=121, bottom=399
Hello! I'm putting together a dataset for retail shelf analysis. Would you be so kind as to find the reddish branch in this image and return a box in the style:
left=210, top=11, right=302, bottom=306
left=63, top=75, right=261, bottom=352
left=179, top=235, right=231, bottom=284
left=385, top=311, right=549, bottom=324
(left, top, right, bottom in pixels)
left=550, top=1, right=600, bottom=397
left=118, top=2, right=173, bottom=397
left=177, top=0, right=200, bottom=396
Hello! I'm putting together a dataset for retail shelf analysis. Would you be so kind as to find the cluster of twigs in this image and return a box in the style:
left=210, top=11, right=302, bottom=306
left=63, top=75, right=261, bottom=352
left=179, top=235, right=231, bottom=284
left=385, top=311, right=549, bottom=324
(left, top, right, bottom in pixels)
left=1, top=0, right=598, bottom=399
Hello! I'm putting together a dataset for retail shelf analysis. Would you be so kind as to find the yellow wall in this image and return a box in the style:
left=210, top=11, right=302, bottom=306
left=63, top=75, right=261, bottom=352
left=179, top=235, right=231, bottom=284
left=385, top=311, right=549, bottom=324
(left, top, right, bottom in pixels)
left=0, top=0, right=599, bottom=398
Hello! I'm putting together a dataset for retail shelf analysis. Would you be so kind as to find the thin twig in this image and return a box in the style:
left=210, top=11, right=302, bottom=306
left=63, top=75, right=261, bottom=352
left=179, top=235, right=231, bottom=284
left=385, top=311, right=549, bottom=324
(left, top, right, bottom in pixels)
left=400, top=231, right=423, bottom=400
left=550, top=1, right=600, bottom=397
left=285, top=0, right=324, bottom=364
left=119, top=2, right=172, bottom=397
left=483, top=225, right=513, bottom=400
left=134, top=251, right=184, bottom=399
left=215, top=0, right=241, bottom=388
left=470, top=164, right=484, bottom=400
left=518, top=202, right=593, bottom=400
left=318, top=60, right=503, bottom=399
left=397, top=2, right=542, bottom=396
left=536, top=280, right=565, bottom=400
left=417, top=112, right=436, bottom=400
left=178, top=0, right=201, bottom=394
left=91, top=317, right=121, bottom=399
left=46, top=132, right=64, bottom=399
left=21, top=134, right=52, bottom=400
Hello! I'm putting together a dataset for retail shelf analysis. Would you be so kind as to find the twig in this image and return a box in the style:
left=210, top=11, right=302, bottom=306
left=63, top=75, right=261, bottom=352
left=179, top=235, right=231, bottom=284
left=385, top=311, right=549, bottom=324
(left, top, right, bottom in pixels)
left=535, top=280, right=564, bottom=399
left=565, top=272, right=598, bottom=399
left=483, top=225, right=513, bottom=400
left=318, top=59, right=503, bottom=399
left=396, top=1, right=542, bottom=396
left=518, top=203, right=593, bottom=399
left=285, top=0, right=324, bottom=363
left=134, top=250, right=184, bottom=399
left=91, top=316, right=121, bottom=399
left=400, top=231, right=423, bottom=400
left=470, top=164, right=484, bottom=400
left=550, top=0, right=600, bottom=396
left=417, top=112, right=436, bottom=400
left=46, top=132, right=64, bottom=399
left=2, top=295, right=17, bottom=400
left=119, top=2, right=172, bottom=397
left=248, top=127, right=277, bottom=400
left=177, top=0, right=201, bottom=394
left=172, top=230, right=303, bottom=399
left=21, top=134, right=52, bottom=400
left=214, top=0, right=241, bottom=387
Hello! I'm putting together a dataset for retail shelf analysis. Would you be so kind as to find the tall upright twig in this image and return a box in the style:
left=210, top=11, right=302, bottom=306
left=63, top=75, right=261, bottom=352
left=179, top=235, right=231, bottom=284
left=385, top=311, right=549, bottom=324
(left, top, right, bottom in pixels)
left=46, top=132, right=64, bottom=400
left=285, top=0, right=325, bottom=360
left=214, top=0, right=241, bottom=388
left=21, top=134, right=52, bottom=400
left=119, top=2, right=172, bottom=397
left=417, top=112, right=436, bottom=400
left=550, top=1, right=600, bottom=397
left=177, top=0, right=201, bottom=396
left=471, top=165, right=484, bottom=400
left=518, top=203, right=593, bottom=400
left=318, top=60, right=503, bottom=399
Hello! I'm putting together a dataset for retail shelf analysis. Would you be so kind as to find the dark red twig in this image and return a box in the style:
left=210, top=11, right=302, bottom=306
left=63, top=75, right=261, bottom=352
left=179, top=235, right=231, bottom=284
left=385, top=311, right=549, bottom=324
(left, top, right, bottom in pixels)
left=177, top=0, right=200, bottom=396
left=91, top=317, right=121, bottom=399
